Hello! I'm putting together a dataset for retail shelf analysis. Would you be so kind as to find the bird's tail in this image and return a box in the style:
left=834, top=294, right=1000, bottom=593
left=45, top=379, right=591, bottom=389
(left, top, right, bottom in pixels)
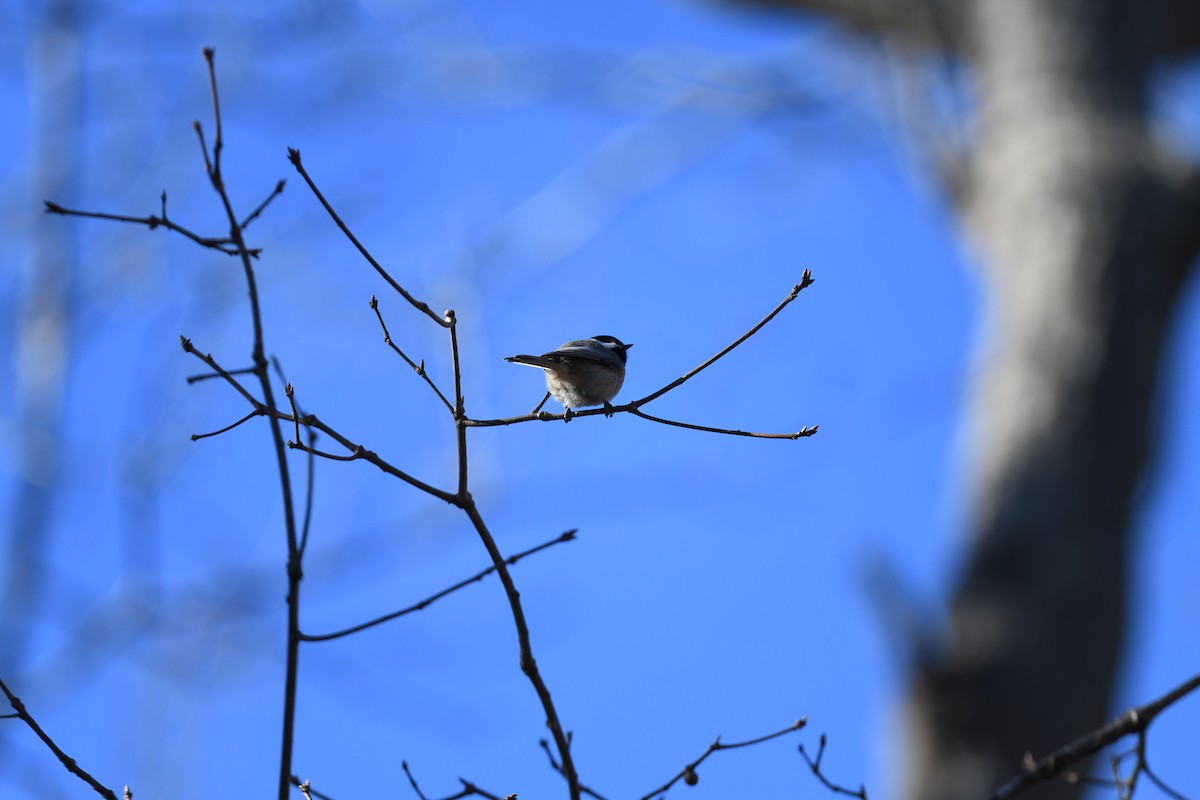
left=505, top=355, right=559, bottom=370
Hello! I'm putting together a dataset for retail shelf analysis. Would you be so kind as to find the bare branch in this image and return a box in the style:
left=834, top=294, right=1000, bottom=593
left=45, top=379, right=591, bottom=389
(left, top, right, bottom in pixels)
left=286, top=147, right=448, bottom=327
left=470, top=275, right=818, bottom=438
left=0, top=677, right=120, bottom=800
left=280, top=407, right=458, bottom=504
left=638, top=717, right=808, bottom=800
left=538, top=739, right=612, bottom=800
left=290, top=776, right=335, bottom=800
left=242, top=179, right=287, bottom=230
left=201, top=47, right=223, bottom=185
left=190, top=408, right=263, bottom=441
left=186, top=365, right=256, bottom=384
left=272, top=359, right=318, bottom=560
left=370, top=296, right=454, bottom=413
left=43, top=201, right=248, bottom=256
left=190, top=48, right=303, bottom=800
left=401, top=762, right=513, bottom=800
left=989, top=672, right=1200, bottom=800
left=402, top=761, right=431, bottom=800
left=179, top=337, right=264, bottom=407
left=799, top=734, right=869, bottom=799
left=459, top=498, right=580, bottom=799
left=192, top=120, right=213, bottom=177
left=627, top=407, right=817, bottom=439
left=635, top=271, right=814, bottom=406
left=300, top=530, right=577, bottom=642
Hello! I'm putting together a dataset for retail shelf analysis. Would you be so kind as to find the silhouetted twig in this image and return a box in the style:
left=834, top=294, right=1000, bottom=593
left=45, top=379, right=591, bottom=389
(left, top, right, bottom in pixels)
left=300, top=530, right=578, bottom=642
left=242, top=179, right=286, bottom=230
left=799, top=734, right=868, bottom=799
left=538, top=739, right=611, bottom=800
left=638, top=717, right=808, bottom=800
left=989, top=672, right=1200, bottom=800
left=287, top=148, right=448, bottom=327
left=0, top=677, right=120, bottom=800
left=370, top=295, right=454, bottom=413
left=401, top=762, right=514, bottom=800
left=290, top=776, right=336, bottom=800
left=190, top=408, right=263, bottom=440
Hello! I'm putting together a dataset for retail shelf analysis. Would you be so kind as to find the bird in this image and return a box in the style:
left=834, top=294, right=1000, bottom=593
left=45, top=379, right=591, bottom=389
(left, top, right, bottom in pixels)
left=505, top=335, right=632, bottom=418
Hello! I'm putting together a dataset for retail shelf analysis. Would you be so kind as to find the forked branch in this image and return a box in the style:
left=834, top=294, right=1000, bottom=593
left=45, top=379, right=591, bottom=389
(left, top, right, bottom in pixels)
left=988, top=673, right=1200, bottom=800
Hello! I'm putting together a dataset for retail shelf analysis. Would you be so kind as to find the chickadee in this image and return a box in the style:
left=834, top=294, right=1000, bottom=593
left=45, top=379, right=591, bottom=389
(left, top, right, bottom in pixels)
left=506, top=335, right=632, bottom=417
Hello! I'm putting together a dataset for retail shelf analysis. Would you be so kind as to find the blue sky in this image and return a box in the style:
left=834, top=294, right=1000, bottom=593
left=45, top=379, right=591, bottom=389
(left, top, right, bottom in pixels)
left=2, top=2, right=1198, bottom=799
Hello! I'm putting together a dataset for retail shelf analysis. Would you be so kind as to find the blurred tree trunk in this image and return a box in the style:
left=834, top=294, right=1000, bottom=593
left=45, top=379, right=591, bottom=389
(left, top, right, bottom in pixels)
left=729, top=1, right=1200, bottom=797
left=2, top=0, right=81, bottom=677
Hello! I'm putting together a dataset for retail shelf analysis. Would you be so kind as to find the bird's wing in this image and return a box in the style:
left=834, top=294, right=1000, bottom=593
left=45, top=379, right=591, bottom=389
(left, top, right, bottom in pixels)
left=543, top=342, right=620, bottom=365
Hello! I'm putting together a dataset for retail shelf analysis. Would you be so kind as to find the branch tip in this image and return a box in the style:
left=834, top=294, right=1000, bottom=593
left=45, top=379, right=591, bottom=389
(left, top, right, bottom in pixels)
left=202, top=46, right=214, bottom=61
left=287, top=147, right=301, bottom=165
left=44, top=200, right=65, bottom=214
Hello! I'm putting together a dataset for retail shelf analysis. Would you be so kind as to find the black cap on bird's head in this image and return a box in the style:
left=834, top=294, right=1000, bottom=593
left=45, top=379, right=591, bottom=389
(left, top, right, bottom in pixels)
left=591, top=335, right=632, bottom=363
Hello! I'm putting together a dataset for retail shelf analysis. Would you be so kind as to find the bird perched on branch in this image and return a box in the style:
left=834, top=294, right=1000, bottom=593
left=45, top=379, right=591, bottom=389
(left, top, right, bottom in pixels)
left=506, top=335, right=632, bottom=418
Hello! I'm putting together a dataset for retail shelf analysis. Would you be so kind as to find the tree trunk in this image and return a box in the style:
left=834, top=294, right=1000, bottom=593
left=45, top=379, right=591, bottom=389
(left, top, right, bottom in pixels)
left=728, top=0, right=1200, bottom=796
left=909, top=4, right=1192, bottom=797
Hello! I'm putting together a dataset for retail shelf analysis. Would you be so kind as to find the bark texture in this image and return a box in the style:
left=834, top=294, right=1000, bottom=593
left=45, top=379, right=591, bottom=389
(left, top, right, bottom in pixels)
left=729, top=0, right=1200, bottom=797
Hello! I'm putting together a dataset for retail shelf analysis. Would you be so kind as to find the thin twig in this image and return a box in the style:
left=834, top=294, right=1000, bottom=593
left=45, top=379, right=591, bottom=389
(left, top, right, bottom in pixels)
left=286, top=147, right=447, bottom=327
left=273, top=358, right=317, bottom=560
left=538, top=739, right=612, bottom=800
left=187, top=365, right=256, bottom=384
left=190, top=407, right=263, bottom=440
left=638, top=717, right=808, bottom=800
left=798, top=734, right=869, bottom=799
left=0, top=677, right=120, bottom=800
left=464, top=404, right=816, bottom=439
left=402, top=762, right=431, bottom=800
left=290, top=776, right=336, bottom=800
left=989, top=672, right=1200, bottom=800
left=301, top=530, right=577, bottom=642
left=627, top=407, right=818, bottom=439
left=370, top=295, right=454, bottom=413
left=453, top=780, right=512, bottom=800
left=1142, top=758, right=1190, bottom=800
left=43, top=201, right=249, bottom=256
left=401, top=763, right=512, bottom=800
left=634, top=271, right=814, bottom=406
left=202, top=47, right=223, bottom=184
left=182, top=339, right=456, bottom=503
left=298, top=425, right=316, bottom=557
left=242, top=179, right=286, bottom=230
left=180, top=338, right=263, bottom=407
left=279, top=407, right=458, bottom=504
left=192, top=120, right=213, bottom=177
